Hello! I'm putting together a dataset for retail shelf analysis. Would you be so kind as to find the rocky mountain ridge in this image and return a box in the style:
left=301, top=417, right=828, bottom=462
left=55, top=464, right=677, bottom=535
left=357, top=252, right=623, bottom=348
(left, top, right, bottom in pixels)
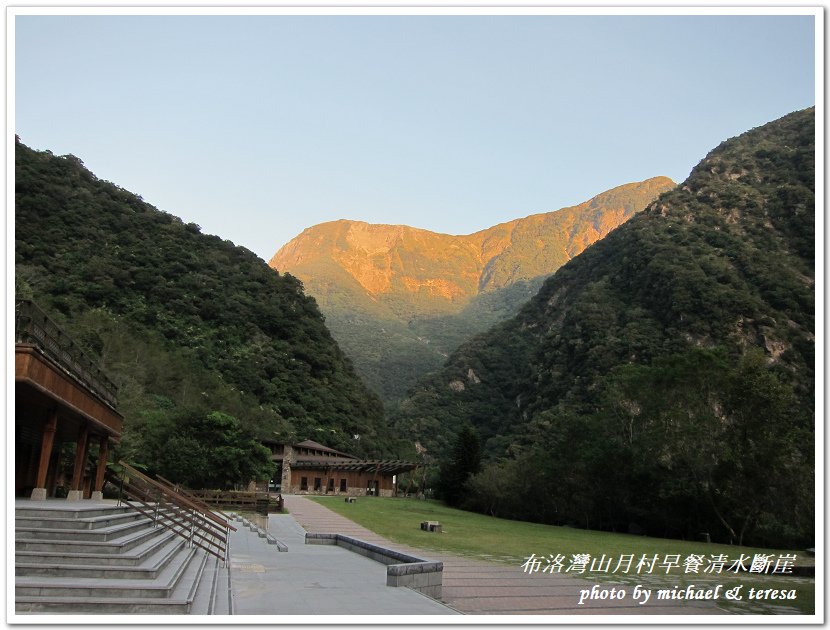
left=271, top=176, right=675, bottom=312
left=270, top=176, right=676, bottom=401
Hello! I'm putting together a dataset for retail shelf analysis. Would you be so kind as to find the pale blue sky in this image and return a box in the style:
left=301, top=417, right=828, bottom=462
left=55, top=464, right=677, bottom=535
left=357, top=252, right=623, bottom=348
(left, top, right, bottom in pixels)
left=14, top=14, right=816, bottom=261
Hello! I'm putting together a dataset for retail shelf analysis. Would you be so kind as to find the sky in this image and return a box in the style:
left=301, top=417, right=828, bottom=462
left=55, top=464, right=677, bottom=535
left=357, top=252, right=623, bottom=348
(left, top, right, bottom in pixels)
left=13, top=10, right=817, bottom=262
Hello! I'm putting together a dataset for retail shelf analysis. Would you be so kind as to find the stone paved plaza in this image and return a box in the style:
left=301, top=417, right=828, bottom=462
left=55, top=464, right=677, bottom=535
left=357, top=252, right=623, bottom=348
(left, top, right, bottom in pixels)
left=272, top=495, right=724, bottom=617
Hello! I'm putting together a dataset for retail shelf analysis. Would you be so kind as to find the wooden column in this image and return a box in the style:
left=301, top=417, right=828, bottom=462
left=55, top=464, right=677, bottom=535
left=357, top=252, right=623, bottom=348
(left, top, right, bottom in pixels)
left=69, top=423, right=89, bottom=496
left=46, top=447, right=61, bottom=496
left=31, top=410, right=58, bottom=500
left=93, top=435, right=109, bottom=496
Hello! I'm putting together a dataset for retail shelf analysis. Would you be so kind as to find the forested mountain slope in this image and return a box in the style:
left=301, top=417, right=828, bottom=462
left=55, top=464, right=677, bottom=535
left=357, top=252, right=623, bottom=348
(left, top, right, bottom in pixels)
left=15, top=138, right=391, bottom=462
left=271, top=177, right=675, bottom=402
left=393, top=108, right=815, bottom=547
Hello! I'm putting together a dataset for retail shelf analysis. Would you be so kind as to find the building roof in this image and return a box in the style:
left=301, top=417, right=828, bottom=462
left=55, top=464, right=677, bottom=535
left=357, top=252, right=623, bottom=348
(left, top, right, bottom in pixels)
left=293, top=439, right=356, bottom=459
left=291, top=458, right=418, bottom=475
left=265, top=439, right=416, bottom=473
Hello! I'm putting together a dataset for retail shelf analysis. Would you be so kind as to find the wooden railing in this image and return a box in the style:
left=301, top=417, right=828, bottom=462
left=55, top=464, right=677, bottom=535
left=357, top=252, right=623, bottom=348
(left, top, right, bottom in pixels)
left=188, top=489, right=281, bottom=515
left=154, top=475, right=236, bottom=521
left=15, top=298, right=118, bottom=408
left=105, top=462, right=236, bottom=564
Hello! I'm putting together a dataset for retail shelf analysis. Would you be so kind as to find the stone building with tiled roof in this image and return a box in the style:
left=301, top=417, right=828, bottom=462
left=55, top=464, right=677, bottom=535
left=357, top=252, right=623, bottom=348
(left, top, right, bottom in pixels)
left=263, top=439, right=417, bottom=497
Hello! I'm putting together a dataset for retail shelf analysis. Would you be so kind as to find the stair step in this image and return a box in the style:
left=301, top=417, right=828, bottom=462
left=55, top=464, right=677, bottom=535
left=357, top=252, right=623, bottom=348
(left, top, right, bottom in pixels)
left=15, top=504, right=132, bottom=520
left=16, top=547, right=198, bottom=599
left=15, top=529, right=178, bottom=566
left=14, top=502, right=222, bottom=615
left=15, top=510, right=145, bottom=531
left=15, top=596, right=191, bottom=614
left=187, top=552, right=231, bottom=615
left=16, top=517, right=154, bottom=541
left=189, top=554, right=217, bottom=615
left=15, top=537, right=187, bottom=579
left=15, top=524, right=164, bottom=554
left=188, top=551, right=226, bottom=615
left=211, top=559, right=233, bottom=615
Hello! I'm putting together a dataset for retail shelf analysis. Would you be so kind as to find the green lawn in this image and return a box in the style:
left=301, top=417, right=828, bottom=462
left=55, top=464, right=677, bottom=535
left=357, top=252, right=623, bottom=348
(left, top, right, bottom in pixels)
left=308, top=495, right=814, bottom=615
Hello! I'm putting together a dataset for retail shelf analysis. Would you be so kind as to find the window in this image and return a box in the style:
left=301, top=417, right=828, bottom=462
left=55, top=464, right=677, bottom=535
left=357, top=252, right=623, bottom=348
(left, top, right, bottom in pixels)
left=340, top=479, right=347, bottom=492
left=314, top=477, right=322, bottom=491
left=300, top=477, right=308, bottom=491
left=327, top=478, right=334, bottom=492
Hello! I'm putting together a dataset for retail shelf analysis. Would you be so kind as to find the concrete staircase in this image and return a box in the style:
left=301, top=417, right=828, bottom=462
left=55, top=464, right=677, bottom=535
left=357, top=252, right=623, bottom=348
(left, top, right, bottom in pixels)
left=14, top=502, right=232, bottom=615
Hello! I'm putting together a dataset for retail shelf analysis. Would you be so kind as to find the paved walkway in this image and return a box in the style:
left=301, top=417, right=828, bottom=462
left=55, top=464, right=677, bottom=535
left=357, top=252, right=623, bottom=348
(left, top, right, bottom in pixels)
left=283, top=495, right=725, bottom=617
left=228, top=506, right=456, bottom=615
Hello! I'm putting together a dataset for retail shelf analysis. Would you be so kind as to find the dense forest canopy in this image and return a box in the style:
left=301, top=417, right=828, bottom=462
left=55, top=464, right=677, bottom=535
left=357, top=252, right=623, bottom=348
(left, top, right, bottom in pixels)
left=15, top=137, right=397, bottom=484
left=393, top=108, right=815, bottom=547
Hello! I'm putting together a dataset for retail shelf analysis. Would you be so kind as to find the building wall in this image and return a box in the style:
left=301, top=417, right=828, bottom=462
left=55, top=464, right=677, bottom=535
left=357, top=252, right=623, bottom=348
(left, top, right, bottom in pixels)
left=287, top=469, right=395, bottom=497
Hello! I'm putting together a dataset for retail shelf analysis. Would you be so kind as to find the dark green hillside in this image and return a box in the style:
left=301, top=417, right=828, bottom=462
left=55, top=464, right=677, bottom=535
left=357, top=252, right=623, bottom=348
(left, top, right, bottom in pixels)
left=394, top=108, right=815, bottom=547
left=15, top=138, right=389, bottom=464
left=322, top=276, right=547, bottom=404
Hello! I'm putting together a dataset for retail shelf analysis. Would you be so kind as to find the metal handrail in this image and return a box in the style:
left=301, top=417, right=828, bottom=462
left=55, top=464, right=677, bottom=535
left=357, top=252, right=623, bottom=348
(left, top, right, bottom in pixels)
left=15, top=298, right=118, bottom=408
left=154, top=474, right=236, bottom=522
left=106, top=462, right=236, bottom=564
left=113, top=479, right=228, bottom=559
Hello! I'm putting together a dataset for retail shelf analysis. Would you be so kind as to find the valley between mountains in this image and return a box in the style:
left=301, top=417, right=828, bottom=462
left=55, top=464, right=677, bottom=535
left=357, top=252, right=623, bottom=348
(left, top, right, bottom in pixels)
left=270, top=176, right=676, bottom=402
left=15, top=107, right=815, bottom=548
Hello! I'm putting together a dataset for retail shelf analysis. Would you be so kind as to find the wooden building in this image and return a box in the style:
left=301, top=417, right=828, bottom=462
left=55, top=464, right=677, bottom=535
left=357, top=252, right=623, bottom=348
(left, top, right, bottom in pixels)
left=14, top=299, right=123, bottom=500
left=264, top=439, right=417, bottom=497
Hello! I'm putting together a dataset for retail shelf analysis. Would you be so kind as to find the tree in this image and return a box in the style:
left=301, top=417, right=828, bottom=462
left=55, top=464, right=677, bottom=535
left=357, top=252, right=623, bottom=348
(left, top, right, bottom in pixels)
left=598, top=347, right=812, bottom=546
left=14, top=138, right=390, bottom=461
left=438, top=424, right=482, bottom=507
left=140, top=409, right=275, bottom=490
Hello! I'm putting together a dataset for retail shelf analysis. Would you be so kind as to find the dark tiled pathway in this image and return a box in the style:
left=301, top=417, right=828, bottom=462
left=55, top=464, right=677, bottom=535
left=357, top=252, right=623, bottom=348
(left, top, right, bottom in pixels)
left=283, top=495, right=725, bottom=617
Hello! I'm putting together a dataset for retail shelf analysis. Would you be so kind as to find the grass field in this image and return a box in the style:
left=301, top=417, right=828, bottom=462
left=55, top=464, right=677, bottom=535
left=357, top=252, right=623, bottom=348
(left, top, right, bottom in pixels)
left=308, top=495, right=815, bottom=615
